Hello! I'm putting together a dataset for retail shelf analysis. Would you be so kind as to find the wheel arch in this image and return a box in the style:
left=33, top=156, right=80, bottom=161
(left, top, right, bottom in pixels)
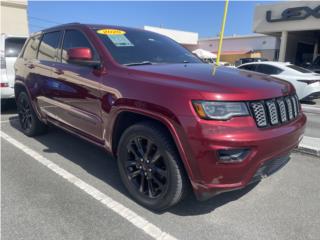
left=109, top=108, right=195, bottom=182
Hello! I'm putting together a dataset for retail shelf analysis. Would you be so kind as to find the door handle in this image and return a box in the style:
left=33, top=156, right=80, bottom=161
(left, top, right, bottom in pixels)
left=26, top=63, right=35, bottom=69
left=54, top=69, right=64, bottom=75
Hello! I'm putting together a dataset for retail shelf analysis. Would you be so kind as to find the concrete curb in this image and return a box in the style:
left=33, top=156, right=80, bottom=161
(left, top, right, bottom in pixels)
left=296, top=136, right=320, bottom=157
left=302, top=105, right=320, bottom=114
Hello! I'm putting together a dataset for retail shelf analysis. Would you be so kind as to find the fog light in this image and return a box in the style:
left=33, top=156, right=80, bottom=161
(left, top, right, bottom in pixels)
left=218, top=149, right=250, bottom=163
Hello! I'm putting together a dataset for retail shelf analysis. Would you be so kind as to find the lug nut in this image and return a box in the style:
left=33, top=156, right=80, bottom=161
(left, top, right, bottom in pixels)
left=144, top=172, right=147, bottom=176
left=146, top=160, right=149, bottom=163
left=139, top=166, right=142, bottom=169
left=149, top=169, right=152, bottom=172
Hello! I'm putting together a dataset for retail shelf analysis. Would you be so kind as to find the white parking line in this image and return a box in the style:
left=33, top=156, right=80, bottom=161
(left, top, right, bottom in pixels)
left=1, top=117, right=19, bottom=123
left=1, top=130, right=177, bottom=240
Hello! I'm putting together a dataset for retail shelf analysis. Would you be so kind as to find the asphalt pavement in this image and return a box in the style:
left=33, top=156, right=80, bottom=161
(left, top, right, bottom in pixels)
left=1, top=102, right=320, bottom=240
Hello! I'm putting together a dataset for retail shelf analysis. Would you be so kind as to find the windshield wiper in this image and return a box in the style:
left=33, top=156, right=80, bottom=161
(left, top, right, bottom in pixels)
left=124, top=61, right=153, bottom=66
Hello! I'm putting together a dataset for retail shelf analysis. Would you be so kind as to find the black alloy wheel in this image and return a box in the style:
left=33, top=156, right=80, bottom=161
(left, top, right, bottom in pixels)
left=17, top=91, right=47, bottom=136
left=125, top=136, right=169, bottom=199
left=117, top=122, right=188, bottom=211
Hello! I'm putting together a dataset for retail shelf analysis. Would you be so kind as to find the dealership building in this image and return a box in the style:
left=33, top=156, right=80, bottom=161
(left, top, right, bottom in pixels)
left=253, top=1, right=319, bottom=65
left=145, top=1, right=319, bottom=66
left=1, top=0, right=29, bottom=35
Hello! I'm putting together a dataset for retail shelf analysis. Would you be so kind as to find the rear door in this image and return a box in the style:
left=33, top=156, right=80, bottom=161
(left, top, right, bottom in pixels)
left=35, top=31, right=64, bottom=120
left=4, top=37, right=26, bottom=87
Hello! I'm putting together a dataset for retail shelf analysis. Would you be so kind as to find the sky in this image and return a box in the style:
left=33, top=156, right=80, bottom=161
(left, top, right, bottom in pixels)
left=28, top=1, right=273, bottom=38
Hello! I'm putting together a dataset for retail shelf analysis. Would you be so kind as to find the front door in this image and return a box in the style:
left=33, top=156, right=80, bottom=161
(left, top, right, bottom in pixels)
left=46, top=29, right=103, bottom=141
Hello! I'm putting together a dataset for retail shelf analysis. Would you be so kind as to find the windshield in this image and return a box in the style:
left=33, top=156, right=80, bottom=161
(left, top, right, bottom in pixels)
left=95, top=28, right=202, bottom=65
left=287, top=65, right=313, bottom=73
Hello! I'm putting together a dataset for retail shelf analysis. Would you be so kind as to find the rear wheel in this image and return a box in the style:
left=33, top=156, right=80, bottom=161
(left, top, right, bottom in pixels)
left=17, top=91, right=47, bottom=136
left=117, top=122, right=188, bottom=211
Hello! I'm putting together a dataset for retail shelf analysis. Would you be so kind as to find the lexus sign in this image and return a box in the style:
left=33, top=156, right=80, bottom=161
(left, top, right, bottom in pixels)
left=266, top=5, right=320, bottom=23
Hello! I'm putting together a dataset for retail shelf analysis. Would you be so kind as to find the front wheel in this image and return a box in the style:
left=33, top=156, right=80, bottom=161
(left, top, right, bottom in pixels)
left=17, top=91, right=47, bottom=136
left=117, top=122, right=188, bottom=211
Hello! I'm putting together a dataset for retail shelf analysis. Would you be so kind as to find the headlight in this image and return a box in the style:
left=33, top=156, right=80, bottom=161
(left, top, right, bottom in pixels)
left=192, top=101, right=249, bottom=120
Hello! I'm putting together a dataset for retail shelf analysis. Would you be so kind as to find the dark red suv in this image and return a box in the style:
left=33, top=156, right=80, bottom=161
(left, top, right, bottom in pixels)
left=14, top=23, right=306, bottom=210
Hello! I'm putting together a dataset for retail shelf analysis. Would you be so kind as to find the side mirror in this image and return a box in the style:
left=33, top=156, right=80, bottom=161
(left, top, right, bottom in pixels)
left=67, top=47, right=100, bottom=67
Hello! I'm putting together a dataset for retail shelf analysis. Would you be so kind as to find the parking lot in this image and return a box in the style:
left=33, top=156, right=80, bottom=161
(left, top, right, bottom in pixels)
left=1, top=103, right=320, bottom=240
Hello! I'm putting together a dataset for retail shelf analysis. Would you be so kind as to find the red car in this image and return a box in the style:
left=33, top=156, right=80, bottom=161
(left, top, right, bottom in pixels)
left=14, top=23, right=306, bottom=210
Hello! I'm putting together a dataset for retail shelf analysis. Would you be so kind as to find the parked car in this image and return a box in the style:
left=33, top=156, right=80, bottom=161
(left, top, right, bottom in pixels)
left=238, top=61, right=320, bottom=100
left=14, top=23, right=306, bottom=210
left=1, top=34, right=27, bottom=108
left=235, top=57, right=268, bottom=66
left=303, top=56, right=320, bottom=74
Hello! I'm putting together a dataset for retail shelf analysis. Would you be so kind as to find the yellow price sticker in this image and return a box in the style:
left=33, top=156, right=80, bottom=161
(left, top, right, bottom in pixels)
left=97, top=29, right=126, bottom=35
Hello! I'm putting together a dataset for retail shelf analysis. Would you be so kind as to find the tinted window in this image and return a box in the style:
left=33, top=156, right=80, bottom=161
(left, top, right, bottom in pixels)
left=256, top=64, right=283, bottom=75
left=61, top=30, right=99, bottom=63
left=287, top=65, right=313, bottom=73
left=38, top=31, right=62, bottom=61
left=23, top=35, right=41, bottom=59
left=5, top=38, right=26, bottom=57
left=95, top=28, right=202, bottom=65
left=239, top=64, right=257, bottom=71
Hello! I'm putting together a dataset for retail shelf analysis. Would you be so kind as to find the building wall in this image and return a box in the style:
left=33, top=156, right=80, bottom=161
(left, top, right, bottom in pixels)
left=197, top=35, right=279, bottom=63
left=1, top=0, right=28, bottom=36
left=199, top=35, right=279, bottom=53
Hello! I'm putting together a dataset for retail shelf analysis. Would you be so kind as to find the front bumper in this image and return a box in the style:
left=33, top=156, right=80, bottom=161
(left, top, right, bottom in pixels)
left=178, top=113, right=306, bottom=201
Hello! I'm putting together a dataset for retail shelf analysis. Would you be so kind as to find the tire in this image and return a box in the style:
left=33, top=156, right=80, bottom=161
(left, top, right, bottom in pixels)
left=1, top=99, right=8, bottom=112
left=17, top=91, right=47, bottom=136
left=117, top=122, right=188, bottom=211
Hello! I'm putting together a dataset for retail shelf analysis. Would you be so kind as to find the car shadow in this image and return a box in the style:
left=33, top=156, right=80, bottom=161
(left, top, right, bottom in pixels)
left=8, top=116, right=259, bottom=216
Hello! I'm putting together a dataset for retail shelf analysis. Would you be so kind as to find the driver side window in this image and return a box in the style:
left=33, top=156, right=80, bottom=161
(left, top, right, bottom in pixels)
left=61, top=29, right=99, bottom=64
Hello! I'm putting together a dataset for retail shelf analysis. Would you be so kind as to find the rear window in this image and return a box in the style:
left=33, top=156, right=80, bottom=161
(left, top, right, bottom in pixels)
left=239, top=64, right=257, bottom=71
left=23, top=35, right=41, bottom=59
left=256, top=64, right=283, bottom=75
left=5, top=37, right=26, bottom=57
left=287, top=65, right=313, bottom=73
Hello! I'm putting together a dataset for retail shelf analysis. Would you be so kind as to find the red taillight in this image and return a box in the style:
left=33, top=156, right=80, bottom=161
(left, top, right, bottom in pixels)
left=0, top=83, right=9, bottom=87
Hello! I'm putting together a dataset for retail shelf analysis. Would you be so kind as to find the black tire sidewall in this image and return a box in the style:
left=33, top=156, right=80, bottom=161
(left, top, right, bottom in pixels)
left=17, top=92, right=44, bottom=136
left=117, top=123, right=184, bottom=211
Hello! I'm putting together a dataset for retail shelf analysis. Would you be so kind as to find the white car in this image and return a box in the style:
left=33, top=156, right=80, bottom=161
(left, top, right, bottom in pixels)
left=238, top=61, right=320, bottom=100
left=1, top=34, right=27, bottom=108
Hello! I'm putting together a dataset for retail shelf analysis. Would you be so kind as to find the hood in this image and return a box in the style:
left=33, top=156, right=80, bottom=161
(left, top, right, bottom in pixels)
left=128, top=63, right=294, bottom=101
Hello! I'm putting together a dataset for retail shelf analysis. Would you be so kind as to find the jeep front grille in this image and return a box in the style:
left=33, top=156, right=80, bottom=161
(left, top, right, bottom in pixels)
left=250, top=94, right=300, bottom=128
